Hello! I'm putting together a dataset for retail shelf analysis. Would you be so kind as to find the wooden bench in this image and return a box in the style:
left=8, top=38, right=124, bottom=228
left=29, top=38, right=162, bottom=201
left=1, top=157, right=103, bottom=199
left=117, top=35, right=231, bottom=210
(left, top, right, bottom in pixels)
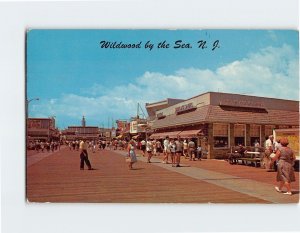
left=237, top=151, right=263, bottom=167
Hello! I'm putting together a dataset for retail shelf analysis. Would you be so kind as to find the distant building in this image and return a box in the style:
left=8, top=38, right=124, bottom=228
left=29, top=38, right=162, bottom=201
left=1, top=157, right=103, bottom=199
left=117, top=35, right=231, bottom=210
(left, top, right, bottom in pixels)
left=62, top=116, right=99, bottom=141
left=27, top=117, right=59, bottom=142
left=81, top=115, right=86, bottom=127
left=99, top=127, right=113, bottom=139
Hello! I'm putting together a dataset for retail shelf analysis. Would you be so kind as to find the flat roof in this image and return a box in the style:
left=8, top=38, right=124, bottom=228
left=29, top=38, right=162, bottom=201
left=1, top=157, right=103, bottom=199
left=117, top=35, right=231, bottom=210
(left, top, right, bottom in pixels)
left=186, top=91, right=299, bottom=102
left=68, top=126, right=98, bottom=128
left=146, top=98, right=184, bottom=107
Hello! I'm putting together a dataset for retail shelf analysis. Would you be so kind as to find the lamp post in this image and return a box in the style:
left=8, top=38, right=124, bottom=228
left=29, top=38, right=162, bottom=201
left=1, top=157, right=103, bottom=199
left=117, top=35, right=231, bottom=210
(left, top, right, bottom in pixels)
left=26, top=98, right=39, bottom=146
left=26, top=97, right=39, bottom=119
left=48, top=115, right=56, bottom=142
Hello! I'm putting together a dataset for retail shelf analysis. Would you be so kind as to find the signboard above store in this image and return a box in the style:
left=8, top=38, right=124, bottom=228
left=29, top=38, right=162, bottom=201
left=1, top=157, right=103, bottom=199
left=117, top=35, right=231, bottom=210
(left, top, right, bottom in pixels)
left=219, top=99, right=265, bottom=109
left=156, top=112, right=166, bottom=119
left=175, top=103, right=196, bottom=114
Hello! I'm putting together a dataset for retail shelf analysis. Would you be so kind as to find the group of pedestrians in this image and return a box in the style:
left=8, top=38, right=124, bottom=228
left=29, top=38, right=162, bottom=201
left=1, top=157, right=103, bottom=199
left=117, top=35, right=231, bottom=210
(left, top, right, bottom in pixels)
left=28, top=140, right=61, bottom=153
left=77, top=135, right=296, bottom=196
left=132, top=136, right=202, bottom=167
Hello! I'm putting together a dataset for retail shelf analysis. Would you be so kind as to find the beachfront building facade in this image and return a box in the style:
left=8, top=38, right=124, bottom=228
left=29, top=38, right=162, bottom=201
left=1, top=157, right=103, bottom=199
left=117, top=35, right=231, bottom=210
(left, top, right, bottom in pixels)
left=149, top=92, right=299, bottom=159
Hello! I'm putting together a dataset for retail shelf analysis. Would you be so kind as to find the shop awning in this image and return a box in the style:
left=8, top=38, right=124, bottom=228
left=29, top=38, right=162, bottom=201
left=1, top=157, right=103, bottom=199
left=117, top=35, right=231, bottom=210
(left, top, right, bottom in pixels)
left=166, top=131, right=182, bottom=138
left=178, top=129, right=204, bottom=138
left=132, top=135, right=139, bottom=139
left=149, top=132, right=168, bottom=139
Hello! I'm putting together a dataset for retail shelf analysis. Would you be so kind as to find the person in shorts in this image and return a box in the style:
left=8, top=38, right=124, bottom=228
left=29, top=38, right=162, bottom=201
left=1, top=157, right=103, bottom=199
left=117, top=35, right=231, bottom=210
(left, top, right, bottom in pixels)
left=141, top=139, right=146, bottom=156
left=175, top=137, right=183, bottom=167
left=146, top=139, right=153, bottom=163
left=170, top=139, right=176, bottom=167
left=188, top=139, right=196, bottom=161
left=163, top=136, right=170, bottom=164
left=156, top=140, right=162, bottom=156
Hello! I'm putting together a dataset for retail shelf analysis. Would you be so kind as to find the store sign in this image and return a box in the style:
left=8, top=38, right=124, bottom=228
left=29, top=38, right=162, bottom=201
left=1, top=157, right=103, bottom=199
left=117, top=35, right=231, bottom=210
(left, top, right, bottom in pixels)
left=175, top=103, right=196, bottom=114
left=27, top=119, right=50, bottom=129
left=111, top=129, right=116, bottom=138
left=156, top=112, right=166, bottom=119
left=116, top=120, right=127, bottom=131
left=220, top=99, right=264, bottom=108
left=130, top=121, right=138, bottom=134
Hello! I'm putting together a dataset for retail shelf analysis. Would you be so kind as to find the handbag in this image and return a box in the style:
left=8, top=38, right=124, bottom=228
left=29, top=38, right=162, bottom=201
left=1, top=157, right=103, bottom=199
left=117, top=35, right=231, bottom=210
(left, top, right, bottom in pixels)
left=126, top=157, right=132, bottom=163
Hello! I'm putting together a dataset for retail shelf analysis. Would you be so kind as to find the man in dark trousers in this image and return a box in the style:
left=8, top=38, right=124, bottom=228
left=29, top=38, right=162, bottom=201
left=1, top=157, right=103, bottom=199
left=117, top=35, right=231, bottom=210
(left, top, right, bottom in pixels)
left=79, top=138, right=93, bottom=170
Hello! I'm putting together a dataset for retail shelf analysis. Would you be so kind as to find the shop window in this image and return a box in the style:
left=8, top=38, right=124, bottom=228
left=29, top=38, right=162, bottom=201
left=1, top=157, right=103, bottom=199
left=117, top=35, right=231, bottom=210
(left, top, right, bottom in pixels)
left=234, top=124, right=245, bottom=146
left=213, top=123, right=229, bottom=148
left=234, top=137, right=245, bottom=146
left=214, top=136, right=228, bottom=148
left=250, top=137, right=260, bottom=147
left=250, top=124, right=261, bottom=146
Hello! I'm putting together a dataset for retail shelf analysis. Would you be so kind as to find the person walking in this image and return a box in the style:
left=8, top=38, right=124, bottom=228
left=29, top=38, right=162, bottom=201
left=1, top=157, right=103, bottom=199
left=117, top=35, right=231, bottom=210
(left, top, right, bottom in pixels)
left=126, top=140, right=137, bottom=170
left=170, top=139, right=176, bottom=167
left=264, top=135, right=275, bottom=171
left=273, top=137, right=296, bottom=195
left=146, top=139, right=153, bottom=163
left=196, top=145, right=202, bottom=160
left=175, top=137, right=183, bottom=167
left=156, top=140, right=162, bottom=156
left=79, top=138, right=93, bottom=170
left=141, top=139, right=146, bottom=156
left=188, top=139, right=196, bottom=161
left=183, top=139, right=188, bottom=158
left=152, top=140, right=157, bottom=156
left=163, top=136, right=170, bottom=164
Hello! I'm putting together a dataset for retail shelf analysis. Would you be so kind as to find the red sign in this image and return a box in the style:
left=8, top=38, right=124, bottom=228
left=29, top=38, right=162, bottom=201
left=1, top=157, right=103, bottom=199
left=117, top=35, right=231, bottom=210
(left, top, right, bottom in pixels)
left=116, top=120, right=127, bottom=130
left=28, top=119, right=50, bottom=129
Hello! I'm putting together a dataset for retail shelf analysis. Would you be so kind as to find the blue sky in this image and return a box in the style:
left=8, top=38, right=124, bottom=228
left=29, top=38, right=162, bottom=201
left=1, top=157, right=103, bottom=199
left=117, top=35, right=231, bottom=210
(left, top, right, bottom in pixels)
left=27, top=30, right=299, bottom=129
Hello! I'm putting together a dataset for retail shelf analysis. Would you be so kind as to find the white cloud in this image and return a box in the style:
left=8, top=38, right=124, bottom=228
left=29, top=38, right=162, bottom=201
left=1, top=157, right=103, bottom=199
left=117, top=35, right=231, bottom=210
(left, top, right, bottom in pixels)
left=31, top=45, right=299, bottom=128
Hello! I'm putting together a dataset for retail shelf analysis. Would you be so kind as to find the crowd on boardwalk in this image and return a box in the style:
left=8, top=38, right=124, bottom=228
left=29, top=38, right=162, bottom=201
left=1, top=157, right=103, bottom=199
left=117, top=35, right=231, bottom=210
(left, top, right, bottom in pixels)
left=27, top=140, right=61, bottom=152
left=28, top=135, right=297, bottom=196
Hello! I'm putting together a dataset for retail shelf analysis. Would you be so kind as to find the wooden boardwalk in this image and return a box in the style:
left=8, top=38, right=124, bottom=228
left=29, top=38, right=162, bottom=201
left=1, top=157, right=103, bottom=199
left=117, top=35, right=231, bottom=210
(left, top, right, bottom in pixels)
left=26, top=147, right=299, bottom=203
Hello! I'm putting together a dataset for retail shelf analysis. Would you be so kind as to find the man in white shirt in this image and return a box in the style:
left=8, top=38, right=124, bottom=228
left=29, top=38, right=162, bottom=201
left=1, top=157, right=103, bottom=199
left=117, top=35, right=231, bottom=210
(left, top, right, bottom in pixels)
left=146, top=140, right=153, bottom=163
left=163, top=136, right=170, bottom=164
left=264, top=135, right=274, bottom=171
left=79, top=138, right=93, bottom=170
left=141, top=139, right=146, bottom=156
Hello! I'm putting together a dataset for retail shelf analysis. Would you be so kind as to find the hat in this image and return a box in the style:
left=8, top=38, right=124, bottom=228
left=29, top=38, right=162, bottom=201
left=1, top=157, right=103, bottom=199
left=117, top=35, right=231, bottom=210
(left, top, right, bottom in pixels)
left=279, top=137, right=289, bottom=146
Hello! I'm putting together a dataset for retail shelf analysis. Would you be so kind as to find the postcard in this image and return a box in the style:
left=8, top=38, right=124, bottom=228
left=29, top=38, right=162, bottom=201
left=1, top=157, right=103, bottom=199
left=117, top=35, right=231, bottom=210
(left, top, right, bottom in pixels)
left=26, top=29, right=299, bottom=203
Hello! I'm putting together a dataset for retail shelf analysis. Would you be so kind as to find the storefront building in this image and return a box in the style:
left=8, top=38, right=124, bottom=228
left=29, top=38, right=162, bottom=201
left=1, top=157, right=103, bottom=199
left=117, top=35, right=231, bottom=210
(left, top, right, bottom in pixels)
left=150, top=92, right=299, bottom=159
left=27, top=117, right=59, bottom=142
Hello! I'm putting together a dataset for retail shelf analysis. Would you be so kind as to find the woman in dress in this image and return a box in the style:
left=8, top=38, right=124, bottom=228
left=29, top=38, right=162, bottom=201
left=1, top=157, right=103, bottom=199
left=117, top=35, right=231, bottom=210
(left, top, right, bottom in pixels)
left=272, top=137, right=296, bottom=195
left=127, top=140, right=137, bottom=170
